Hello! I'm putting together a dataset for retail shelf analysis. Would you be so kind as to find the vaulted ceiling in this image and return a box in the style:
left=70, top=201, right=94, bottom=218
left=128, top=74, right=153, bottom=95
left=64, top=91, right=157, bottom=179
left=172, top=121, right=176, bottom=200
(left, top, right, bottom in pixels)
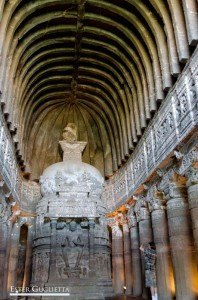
left=0, top=0, right=197, bottom=179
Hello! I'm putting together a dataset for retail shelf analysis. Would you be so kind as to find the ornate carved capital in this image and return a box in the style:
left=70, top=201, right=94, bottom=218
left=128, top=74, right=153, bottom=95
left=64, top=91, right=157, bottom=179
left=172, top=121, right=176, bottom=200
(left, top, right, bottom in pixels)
left=126, top=206, right=137, bottom=228
left=146, top=184, right=166, bottom=212
left=148, top=197, right=166, bottom=212
left=157, top=168, right=186, bottom=200
left=186, top=166, right=198, bottom=186
left=136, top=207, right=150, bottom=222
left=107, top=217, right=123, bottom=238
left=117, top=213, right=129, bottom=233
left=133, top=194, right=150, bottom=222
left=168, top=182, right=187, bottom=200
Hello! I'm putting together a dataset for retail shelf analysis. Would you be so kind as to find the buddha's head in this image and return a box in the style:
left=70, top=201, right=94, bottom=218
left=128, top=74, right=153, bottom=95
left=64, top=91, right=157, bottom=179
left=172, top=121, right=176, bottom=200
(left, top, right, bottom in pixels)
left=69, top=220, right=77, bottom=231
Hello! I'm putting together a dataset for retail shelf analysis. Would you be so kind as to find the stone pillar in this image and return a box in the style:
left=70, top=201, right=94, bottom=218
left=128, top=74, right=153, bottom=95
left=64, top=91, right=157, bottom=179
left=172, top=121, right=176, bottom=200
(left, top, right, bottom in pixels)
left=0, top=185, right=12, bottom=299
left=167, top=181, right=198, bottom=299
left=3, top=222, right=12, bottom=299
left=0, top=220, right=8, bottom=298
left=150, top=196, right=175, bottom=300
left=127, top=208, right=142, bottom=297
left=48, top=218, right=58, bottom=282
left=122, top=220, right=133, bottom=295
left=110, top=221, right=125, bottom=295
left=186, top=166, right=198, bottom=261
left=89, top=218, right=95, bottom=275
left=136, top=203, right=153, bottom=299
left=23, top=223, right=35, bottom=288
left=7, top=221, right=20, bottom=293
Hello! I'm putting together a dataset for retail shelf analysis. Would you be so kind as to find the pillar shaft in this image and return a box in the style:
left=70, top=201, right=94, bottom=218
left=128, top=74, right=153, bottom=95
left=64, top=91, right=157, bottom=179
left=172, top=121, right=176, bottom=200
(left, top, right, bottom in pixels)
left=151, top=208, right=175, bottom=300
left=167, top=183, right=198, bottom=299
left=7, top=222, right=20, bottom=293
left=123, top=223, right=133, bottom=295
left=23, top=224, right=35, bottom=288
left=111, top=224, right=125, bottom=295
left=129, top=225, right=142, bottom=296
left=138, top=207, right=153, bottom=300
left=0, top=221, right=8, bottom=299
left=3, top=224, right=12, bottom=299
left=187, top=166, right=198, bottom=261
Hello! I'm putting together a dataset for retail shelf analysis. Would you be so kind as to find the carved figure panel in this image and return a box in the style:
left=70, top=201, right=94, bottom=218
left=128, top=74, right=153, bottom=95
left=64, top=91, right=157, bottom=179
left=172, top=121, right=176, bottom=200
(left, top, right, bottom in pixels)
left=56, top=221, right=89, bottom=279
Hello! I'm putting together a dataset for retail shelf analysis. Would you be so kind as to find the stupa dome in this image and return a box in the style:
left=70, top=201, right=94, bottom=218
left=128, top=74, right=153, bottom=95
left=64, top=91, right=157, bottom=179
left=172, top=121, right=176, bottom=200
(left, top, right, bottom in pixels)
left=39, top=123, right=104, bottom=197
left=40, top=159, right=104, bottom=196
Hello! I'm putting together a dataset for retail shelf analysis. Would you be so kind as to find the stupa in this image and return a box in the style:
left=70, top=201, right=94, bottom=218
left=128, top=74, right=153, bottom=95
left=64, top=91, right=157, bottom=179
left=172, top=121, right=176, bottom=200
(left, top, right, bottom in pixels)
left=30, top=123, right=113, bottom=299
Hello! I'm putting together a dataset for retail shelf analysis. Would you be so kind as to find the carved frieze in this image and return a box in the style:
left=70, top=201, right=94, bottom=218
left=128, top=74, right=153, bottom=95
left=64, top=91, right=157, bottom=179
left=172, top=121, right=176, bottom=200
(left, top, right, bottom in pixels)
left=0, top=111, right=21, bottom=202
left=21, top=180, right=41, bottom=213
left=177, top=140, right=198, bottom=175
left=103, top=49, right=198, bottom=210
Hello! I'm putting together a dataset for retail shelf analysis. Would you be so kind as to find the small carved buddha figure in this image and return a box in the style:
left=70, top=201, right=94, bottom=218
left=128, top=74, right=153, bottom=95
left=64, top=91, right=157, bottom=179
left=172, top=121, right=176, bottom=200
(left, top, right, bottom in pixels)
left=61, top=221, right=84, bottom=277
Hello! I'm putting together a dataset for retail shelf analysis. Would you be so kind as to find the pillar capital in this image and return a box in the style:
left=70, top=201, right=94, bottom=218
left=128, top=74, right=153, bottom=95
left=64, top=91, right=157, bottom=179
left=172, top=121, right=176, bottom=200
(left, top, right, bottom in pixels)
left=149, top=198, right=166, bottom=213
left=145, top=184, right=166, bottom=212
left=127, top=206, right=137, bottom=228
left=108, top=217, right=123, bottom=238
left=157, top=167, right=187, bottom=200
left=168, top=181, right=187, bottom=201
left=134, top=197, right=150, bottom=222
left=186, top=166, right=198, bottom=186
left=122, top=222, right=129, bottom=233
left=117, top=212, right=129, bottom=233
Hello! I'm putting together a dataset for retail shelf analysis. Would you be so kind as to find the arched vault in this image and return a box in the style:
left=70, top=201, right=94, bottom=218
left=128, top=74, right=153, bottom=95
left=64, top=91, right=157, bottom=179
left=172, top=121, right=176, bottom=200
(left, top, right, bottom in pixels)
left=0, top=0, right=197, bottom=179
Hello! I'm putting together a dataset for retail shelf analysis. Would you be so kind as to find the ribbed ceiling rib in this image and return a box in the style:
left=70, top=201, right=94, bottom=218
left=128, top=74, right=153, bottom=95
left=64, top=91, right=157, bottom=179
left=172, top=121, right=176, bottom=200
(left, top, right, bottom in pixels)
left=0, top=0, right=197, bottom=179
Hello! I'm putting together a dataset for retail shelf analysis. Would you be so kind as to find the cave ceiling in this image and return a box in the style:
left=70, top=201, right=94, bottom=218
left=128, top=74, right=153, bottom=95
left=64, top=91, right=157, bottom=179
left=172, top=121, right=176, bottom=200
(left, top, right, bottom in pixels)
left=0, top=0, right=192, bottom=179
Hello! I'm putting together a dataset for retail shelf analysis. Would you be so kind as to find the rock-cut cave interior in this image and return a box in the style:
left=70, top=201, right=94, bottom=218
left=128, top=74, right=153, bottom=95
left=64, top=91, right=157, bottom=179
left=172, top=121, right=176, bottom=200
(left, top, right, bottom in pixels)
left=0, top=1, right=198, bottom=300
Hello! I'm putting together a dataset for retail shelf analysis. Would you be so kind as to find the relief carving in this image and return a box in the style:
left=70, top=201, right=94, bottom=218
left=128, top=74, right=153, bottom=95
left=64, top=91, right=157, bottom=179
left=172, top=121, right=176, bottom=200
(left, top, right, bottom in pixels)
left=58, top=221, right=85, bottom=279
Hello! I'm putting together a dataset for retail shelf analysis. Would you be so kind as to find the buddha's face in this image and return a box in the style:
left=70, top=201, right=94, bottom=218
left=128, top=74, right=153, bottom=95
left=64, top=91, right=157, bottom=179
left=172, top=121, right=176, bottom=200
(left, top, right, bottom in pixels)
left=70, top=221, right=77, bottom=231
